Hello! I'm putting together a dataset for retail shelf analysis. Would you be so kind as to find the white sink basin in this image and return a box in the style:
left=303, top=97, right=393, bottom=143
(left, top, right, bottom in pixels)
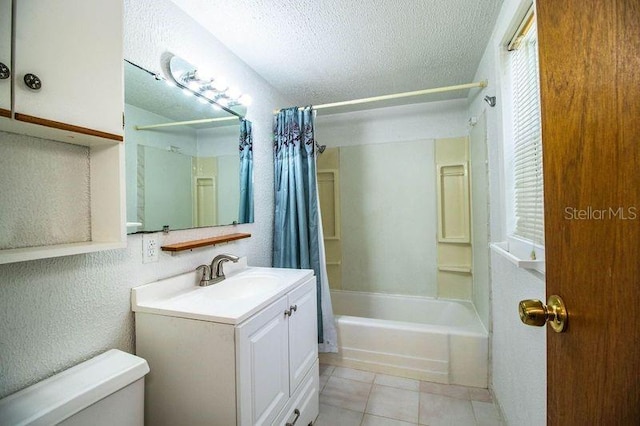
left=201, top=274, right=281, bottom=300
left=131, top=264, right=313, bottom=325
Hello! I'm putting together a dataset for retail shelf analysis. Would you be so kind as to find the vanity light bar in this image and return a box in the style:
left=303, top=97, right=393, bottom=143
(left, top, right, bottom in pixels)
left=124, top=59, right=246, bottom=126
left=169, top=55, right=252, bottom=108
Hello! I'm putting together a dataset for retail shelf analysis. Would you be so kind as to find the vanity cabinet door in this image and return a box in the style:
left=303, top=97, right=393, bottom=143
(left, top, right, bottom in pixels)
left=237, top=295, right=290, bottom=426
left=287, top=277, right=319, bottom=394
left=12, top=0, right=123, bottom=136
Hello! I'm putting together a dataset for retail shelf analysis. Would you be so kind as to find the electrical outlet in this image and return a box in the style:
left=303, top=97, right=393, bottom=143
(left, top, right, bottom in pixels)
left=142, top=234, right=159, bottom=263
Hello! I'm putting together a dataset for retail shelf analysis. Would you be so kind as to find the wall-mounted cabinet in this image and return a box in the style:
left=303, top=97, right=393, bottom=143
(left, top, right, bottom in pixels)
left=0, top=0, right=11, bottom=116
left=2, top=0, right=123, bottom=142
left=0, top=0, right=125, bottom=264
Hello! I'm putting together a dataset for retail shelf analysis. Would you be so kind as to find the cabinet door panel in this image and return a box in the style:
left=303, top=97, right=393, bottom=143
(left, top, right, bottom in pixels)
left=237, top=296, right=289, bottom=426
left=288, top=278, right=319, bottom=393
left=274, top=360, right=320, bottom=426
left=13, top=0, right=123, bottom=135
left=0, top=0, right=11, bottom=114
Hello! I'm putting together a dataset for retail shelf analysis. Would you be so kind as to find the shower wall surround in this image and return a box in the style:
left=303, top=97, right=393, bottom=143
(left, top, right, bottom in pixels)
left=316, top=147, right=343, bottom=289
left=0, top=0, right=291, bottom=399
left=341, top=139, right=437, bottom=296
left=315, top=100, right=470, bottom=299
left=435, top=136, right=473, bottom=299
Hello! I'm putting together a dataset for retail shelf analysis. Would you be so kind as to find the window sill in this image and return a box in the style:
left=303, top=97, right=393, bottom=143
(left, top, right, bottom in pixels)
left=490, top=240, right=545, bottom=274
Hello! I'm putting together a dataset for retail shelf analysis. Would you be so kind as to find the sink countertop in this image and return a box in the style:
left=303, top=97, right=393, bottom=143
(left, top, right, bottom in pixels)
left=131, top=264, right=314, bottom=325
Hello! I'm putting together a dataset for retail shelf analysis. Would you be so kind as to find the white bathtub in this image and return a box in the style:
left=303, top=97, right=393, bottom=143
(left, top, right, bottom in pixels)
left=319, top=290, right=488, bottom=388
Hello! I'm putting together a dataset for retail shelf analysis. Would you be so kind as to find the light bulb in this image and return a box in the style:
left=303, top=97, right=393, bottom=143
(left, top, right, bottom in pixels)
left=202, top=89, right=216, bottom=99
left=213, top=77, right=228, bottom=91
left=197, top=67, right=215, bottom=83
left=238, top=94, right=253, bottom=106
left=187, top=80, right=200, bottom=91
left=227, top=86, right=241, bottom=100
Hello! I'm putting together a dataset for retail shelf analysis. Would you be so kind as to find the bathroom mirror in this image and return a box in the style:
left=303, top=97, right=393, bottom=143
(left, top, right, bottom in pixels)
left=124, top=60, right=253, bottom=233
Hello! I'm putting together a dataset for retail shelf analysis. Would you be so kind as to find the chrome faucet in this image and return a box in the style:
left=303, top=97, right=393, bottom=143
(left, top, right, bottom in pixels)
left=196, top=265, right=212, bottom=287
left=195, top=254, right=239, bottom=286
left=210, top=254, right=240, bottom=285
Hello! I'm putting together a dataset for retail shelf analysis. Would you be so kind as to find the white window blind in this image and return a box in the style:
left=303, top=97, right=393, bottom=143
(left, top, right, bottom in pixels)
left=509, top=17, right=544, bottom=245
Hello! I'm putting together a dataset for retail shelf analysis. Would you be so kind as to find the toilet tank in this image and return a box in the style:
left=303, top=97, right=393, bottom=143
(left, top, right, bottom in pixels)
left=0, top=349, right=149, bottom=426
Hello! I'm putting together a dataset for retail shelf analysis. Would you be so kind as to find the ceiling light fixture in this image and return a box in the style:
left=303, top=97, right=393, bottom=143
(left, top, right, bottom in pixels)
left=167, top=55, right=252, bottom=109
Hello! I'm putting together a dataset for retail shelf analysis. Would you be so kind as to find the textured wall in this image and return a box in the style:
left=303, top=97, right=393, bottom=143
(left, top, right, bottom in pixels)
left=0, top=132, right=91, bottom=249
left=123, top=0, right=290, bottom=259
left=0, top=0, right=290, bottom=398
left=467, top=0, right=547, bottom=424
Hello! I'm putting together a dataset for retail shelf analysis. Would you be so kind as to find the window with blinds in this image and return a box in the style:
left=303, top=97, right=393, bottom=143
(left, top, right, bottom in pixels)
left=508, top=9, right=544, bottom=245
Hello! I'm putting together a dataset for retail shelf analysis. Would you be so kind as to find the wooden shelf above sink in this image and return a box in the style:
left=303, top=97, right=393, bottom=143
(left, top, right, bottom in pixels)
left=161, top=233, right=251, bottom=253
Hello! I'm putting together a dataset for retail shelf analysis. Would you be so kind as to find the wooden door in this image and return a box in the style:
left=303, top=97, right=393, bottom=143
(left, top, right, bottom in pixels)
left=536, top=1, right=640, bottom=424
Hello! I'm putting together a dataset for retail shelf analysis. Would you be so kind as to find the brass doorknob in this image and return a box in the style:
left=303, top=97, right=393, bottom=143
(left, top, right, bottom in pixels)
left=518, top=295, right=567, bottom=333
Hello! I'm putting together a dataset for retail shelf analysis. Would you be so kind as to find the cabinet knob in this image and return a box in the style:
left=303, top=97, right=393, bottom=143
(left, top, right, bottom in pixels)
left=0, top=63, right=9, bottom=80
left=24, top=73, right=42, bottom=90
left=284, top=305, right=298, bottom=317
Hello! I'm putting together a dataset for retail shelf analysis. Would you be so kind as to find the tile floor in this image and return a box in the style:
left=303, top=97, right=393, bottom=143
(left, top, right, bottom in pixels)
left=316, top=365, right=504, bottom=426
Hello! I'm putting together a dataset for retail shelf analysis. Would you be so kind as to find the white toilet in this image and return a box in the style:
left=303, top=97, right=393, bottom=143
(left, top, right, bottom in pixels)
left=0, top=349, right=149, bottom=426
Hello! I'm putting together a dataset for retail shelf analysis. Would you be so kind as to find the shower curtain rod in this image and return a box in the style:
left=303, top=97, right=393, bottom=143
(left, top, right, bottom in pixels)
left=134, top=115, right=238, bottom=131
left=274, top=80, right=487, bottom=114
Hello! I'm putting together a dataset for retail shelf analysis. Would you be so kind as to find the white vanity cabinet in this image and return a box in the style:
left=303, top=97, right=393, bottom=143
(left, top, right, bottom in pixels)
left=10, top=0, right=123, bottom=139
left=134, top=272, right=319, bottom=426
left=237, top=278, right=319, bottom=425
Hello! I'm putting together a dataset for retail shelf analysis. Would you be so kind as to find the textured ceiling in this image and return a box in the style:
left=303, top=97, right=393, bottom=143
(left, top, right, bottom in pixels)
left=169, top=0, right=503, bottom=108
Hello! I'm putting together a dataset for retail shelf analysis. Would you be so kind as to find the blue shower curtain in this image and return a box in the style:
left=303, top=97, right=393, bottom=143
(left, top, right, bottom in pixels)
left=238, top=119, right=254, bottom=223
left=273, top=107, right=337, bottom=351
